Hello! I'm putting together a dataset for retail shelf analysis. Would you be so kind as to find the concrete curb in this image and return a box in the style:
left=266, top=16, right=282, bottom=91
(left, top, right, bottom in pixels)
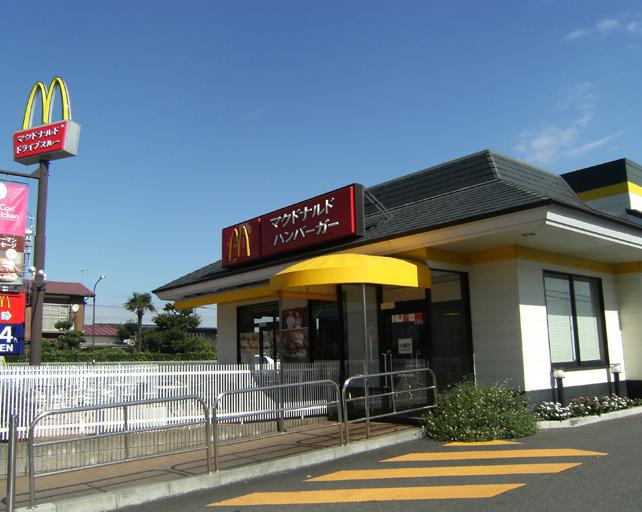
left=538, top=405, right=642, bottom=429
left=17, top=428, right=422, bottom=512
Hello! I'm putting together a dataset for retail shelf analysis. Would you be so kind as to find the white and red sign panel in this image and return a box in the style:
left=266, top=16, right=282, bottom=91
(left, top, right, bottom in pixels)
left=222, top=184, right=365, bottom=267
left=13, top=120, right=80, bottom=166
left=0, top=293, right=26, bottom=324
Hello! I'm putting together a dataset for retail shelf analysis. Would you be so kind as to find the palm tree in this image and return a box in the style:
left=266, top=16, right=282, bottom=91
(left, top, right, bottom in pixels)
left=124, top=292, right=156, bottom=351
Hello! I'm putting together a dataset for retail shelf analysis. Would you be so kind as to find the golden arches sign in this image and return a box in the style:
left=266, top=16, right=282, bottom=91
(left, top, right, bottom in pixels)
left=22, top=76, right=72, bottom=129
left=228, top=225, right=252, bottom=261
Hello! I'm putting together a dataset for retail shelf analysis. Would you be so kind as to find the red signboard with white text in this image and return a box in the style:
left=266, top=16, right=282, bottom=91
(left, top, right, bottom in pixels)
left=222, top=184, right=364, bottom=267
left=13, top=120, right=80, bottom=166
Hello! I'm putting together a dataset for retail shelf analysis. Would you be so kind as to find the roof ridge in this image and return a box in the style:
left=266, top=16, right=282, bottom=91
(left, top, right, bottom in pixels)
left=367, top=149, right=493, bottom=190
left=366, top=177, right=504, bottom=214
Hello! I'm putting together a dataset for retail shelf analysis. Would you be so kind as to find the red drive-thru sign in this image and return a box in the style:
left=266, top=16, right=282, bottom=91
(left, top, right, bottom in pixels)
left=14, top=120, right=80, bottom=165
left=222, top=184, right=365, bottom=267
left=13, top=77, right=80, bottom=165
left=0, top=293, right=26, bottom=324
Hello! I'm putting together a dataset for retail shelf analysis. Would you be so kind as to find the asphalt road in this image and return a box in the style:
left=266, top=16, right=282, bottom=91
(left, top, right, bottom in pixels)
left=120, top=415, right=642, bottom=512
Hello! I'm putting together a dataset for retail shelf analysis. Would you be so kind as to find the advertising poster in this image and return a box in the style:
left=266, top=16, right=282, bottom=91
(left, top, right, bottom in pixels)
left=280, top=308, right=309, bottom=362
left=0, top=182, right=28, bottom=287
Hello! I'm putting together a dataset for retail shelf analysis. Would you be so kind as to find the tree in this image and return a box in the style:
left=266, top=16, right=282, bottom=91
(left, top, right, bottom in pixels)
left=53, top=320, right=84, bottom=350
left=123, top=292, right=156, bottom=351
left=144, top=304, right=215, bottom=358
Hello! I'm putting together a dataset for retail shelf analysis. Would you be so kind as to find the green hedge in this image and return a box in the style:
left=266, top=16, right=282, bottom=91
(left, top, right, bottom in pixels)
left=422, top=380, right=537, bottom=441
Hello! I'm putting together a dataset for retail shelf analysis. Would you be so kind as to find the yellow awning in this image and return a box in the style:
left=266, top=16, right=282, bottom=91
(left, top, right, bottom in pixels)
left=176, top=254, right=430, bottom=309
left=270, top=253, right=431, bottom=291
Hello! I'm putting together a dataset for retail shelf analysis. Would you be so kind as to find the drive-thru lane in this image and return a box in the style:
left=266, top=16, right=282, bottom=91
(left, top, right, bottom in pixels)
left=119, top=414, right=642, bottom=512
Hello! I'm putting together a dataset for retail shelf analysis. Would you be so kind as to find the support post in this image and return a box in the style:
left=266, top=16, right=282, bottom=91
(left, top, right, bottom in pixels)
left=29, top=160, right=49, bottom=366
left=6, top=415, right=18, bottom=512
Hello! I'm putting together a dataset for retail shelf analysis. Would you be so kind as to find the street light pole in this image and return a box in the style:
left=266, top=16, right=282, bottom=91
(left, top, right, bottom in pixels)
left=91, top=274, right=106, bottom=362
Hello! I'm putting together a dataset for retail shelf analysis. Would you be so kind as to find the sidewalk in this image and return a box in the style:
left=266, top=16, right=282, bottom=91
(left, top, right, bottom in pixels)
left=2, top=421, right=419, bottom=511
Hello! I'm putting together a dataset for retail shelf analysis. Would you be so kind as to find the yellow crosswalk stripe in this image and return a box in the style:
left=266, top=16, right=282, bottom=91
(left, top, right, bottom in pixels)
left=445, top=440, right=521, bottom=446
left=307, top=462, right=581, bottom=481
left=384, top=448, right=607, bottom=462
left=208, top=484, right=526, bottom=506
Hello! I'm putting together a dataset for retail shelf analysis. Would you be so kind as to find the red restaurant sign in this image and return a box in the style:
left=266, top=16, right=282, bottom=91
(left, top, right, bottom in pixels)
left=14, top=120, right=80, bottom=165
left=13, top=77, right=80, bottom=166
left=222, top=184, right=364, bottom=267
left=0, top=293, right=26, bottom=324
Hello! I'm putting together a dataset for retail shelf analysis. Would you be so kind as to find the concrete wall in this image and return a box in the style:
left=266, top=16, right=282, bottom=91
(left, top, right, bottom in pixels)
left=615, top=272, right=642, bottom=381
left=468, top=259, right=525, bottom=388
left=515, top=259, right=625, bottom=395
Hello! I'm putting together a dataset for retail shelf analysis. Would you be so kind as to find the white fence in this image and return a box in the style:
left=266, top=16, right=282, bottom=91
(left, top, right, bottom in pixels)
left=0, top=361, right=340, bottom=440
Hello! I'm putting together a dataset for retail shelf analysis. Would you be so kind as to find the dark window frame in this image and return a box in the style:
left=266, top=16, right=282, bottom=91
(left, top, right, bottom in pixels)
left=543, top=271, right=609, bottom=369
left=236, top=301, right=280, bottom=364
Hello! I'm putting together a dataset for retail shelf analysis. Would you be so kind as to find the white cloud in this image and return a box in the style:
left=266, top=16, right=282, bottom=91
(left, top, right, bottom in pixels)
left=596, top=18, right=620, bottom=32
left=564, top=29, right=589, bottom=40
left=565, top=14, right=642, bottom=40
left=515, top=83, right=622, bottom=165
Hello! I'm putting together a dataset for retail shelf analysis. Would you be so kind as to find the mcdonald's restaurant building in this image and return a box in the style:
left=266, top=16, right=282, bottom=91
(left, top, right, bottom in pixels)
left=154, top=150, right=642, bottom=402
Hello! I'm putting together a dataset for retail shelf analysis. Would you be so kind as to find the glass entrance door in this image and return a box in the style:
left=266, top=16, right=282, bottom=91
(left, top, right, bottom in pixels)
left=382, top=301, right=428, bottom=373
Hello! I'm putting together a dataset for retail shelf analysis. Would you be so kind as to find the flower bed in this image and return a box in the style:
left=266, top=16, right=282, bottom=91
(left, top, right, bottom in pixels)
left=535, top=394, right=642, bottom=421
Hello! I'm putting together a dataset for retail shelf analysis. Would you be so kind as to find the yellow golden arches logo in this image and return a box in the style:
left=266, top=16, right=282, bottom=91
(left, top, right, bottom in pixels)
left=228, top=225, right=251, bottom=261
left=22, top=77, right=72, bottom=130
left=0, top=296, right=10, bottom=309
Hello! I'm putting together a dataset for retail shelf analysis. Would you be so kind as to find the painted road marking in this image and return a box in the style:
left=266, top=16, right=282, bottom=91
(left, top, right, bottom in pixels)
left=208, top=484, right=526, bottom=506
left=446, top=440, right=522, bottom=446
left=307, top=462, right=581, bottom=481
left=384, top=448, right=608, bottom=462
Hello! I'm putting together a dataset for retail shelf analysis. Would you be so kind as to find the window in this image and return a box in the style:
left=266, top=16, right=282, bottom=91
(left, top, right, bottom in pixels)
left=237, top=303, right=279, bottom=364
left=544, top=272, right=607, bottom=367
left=43, top=304, right=72, bottom=331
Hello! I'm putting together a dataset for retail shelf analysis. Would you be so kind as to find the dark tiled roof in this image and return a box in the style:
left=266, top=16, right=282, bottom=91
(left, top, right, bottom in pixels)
left=153, top=150, right=620, bottom=294
left=25, top=280, right=94, bottom=297
left=83, top=325, right=119, bottom=336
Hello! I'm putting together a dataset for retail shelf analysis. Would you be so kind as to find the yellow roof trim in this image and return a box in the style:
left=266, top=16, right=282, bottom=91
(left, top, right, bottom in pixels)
left=175, top=285, right=273, bottom=309
left=270, top=253, right=431, bottom=291
left=577, top=181, right=642, bottom=202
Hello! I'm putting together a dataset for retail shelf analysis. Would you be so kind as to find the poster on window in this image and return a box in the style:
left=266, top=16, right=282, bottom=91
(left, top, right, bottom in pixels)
left=239, top=332, right=260, bottom=364
left=282, top=308, right=307, bottom=330
left=280, top=308, right=309, bottom=362
left=398, top=338, right=413, bottom=355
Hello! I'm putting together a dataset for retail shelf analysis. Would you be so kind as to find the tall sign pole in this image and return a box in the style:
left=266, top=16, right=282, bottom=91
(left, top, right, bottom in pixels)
left=29, top=160, right=49, bottom=365
left=10, top=77, right=80, bottom=365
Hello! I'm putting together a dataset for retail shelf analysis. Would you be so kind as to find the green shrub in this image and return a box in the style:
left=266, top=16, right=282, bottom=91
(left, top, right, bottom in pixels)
left=422, top=380, right=537, bottom=441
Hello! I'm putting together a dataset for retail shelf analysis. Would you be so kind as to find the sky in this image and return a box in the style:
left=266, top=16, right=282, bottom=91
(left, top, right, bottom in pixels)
left=1, top=0, right=641, bottom=328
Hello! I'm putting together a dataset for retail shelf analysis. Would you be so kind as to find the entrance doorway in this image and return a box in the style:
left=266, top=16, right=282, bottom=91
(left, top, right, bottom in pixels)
left=381, top=300, right=428, bottom=373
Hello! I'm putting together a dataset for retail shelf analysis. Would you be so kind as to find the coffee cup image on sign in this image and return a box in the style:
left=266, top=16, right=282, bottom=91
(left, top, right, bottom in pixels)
left=281, top=329, right=309, bottom=361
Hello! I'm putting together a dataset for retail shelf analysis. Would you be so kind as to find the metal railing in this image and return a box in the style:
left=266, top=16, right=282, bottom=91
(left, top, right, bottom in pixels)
left=212, top=379, right=343, bottom=471
left=21, top=367, right=438, bottom=507
left=342, top=367, right=438, bottom=443
left=1, top=361, right=340, bottom=441
left=4, top=415, right=18, bottom=512
left=27, top=395, right=213, bottom=509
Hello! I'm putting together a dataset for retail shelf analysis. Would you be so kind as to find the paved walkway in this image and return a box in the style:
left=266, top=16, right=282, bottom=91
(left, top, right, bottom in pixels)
left=2, top=420, right=416, bottom=510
